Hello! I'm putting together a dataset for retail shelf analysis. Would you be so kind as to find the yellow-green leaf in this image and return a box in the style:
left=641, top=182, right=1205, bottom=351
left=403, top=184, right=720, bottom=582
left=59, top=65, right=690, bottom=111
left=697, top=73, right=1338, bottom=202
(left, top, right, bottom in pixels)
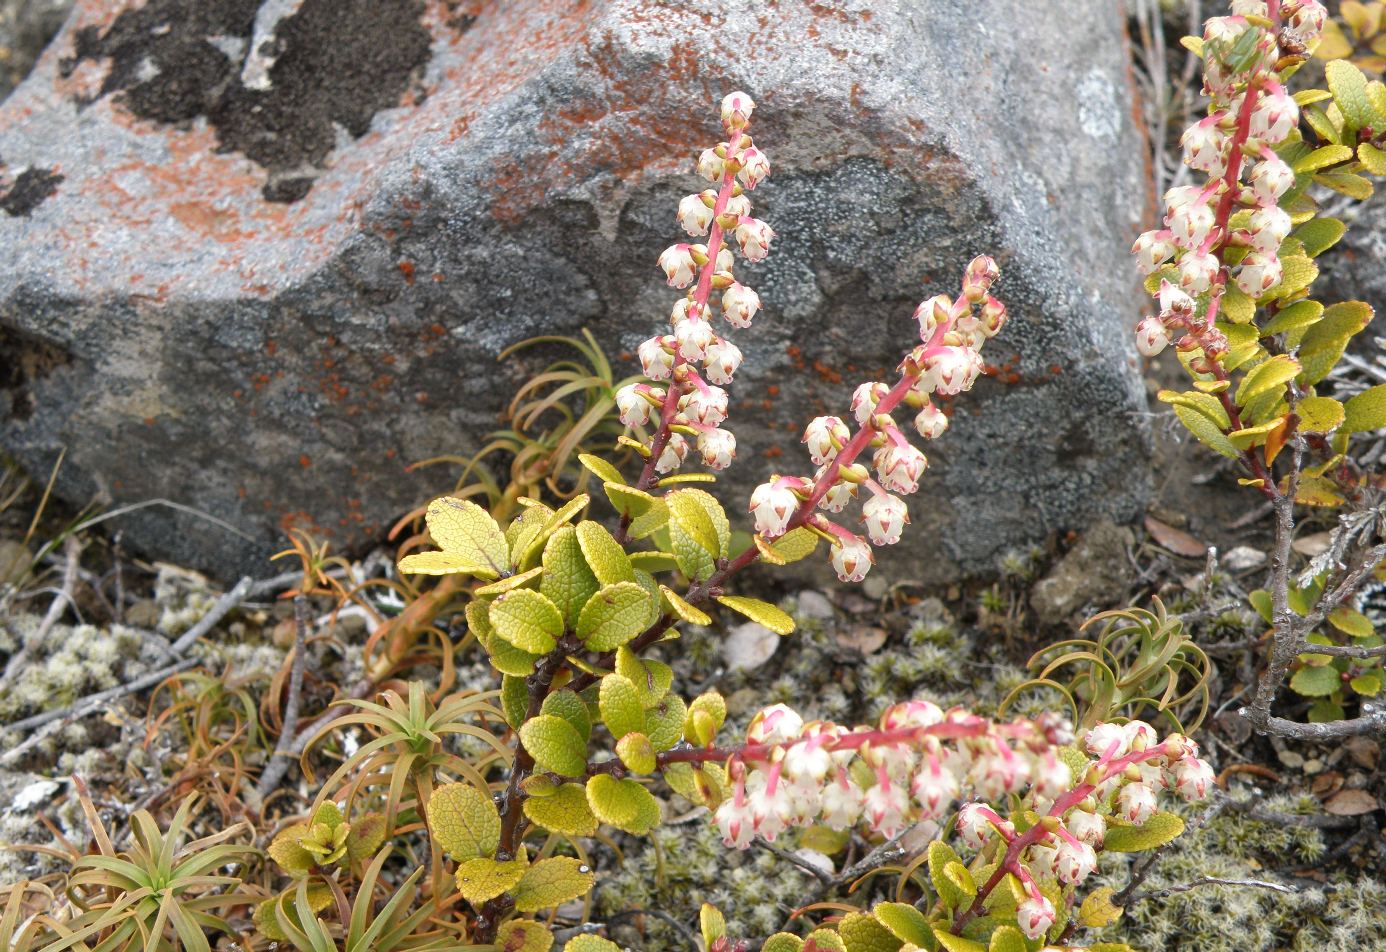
left=988, top=925, right=1027, bottom=952
left=490, top=588, right=564, bottom=654
left=576, top=520, right=635, bottom=585
left=660, top=584, right=711, bottom=625
left=1362, top=142, right=1386, bottom=175
left=836, top=911, right=903, bottom=952
left=872, top=901, right=932, bottom=946
left=424, top=496, right=510, bottom=577
left=715, top=595, right=795, bottom=635
left=523, top=782, right=598, bottom=838
left=475, top=566, right=544, bottom=596
left=1237, top=355, right=1302, bottom=406
left=515, top=494, right=591, bottom=569
left=578, top=453, right=624, bottom=485
left=1158, top=389, right=1230, bottom=429
left=1291, top=218, right=1346, bottom=258
left=1329, top=605, right=1375, bottom=638
left=267, top=824, right=315, bottom=873
left=455, top=854, right=528, bottom=905
left=599, top=674, right=645, bottom=739
left=541, top=526, right=600, bottom=628
left=519, top=715, right=588, bottom=777
left=644, top=693, right=687, bottom=751
left=1315, top=171, right=1374, bottom=200
left=577, top=581, right=653, bottom=651
left=1291, top=664, right=1341, bottom=697
left=1295, top=144, right=1354, bottom=172
left=1173, top=404, right=1239, bottom=459
left=616, top=645, right=673, bottom=705
left=1080, top=887, right=1124, bottom=928
left=1327, top=59, right=1375, bottom=129
left=1344, top=383, right=1386, bottom=433
left=616, top=732, right=657, bottom=774
left=541, top=689, right=592, bottom=742
left=511, top=856, right=594, bottom=913
left=755, top=526, right=819, bottom=565
left=1264, top=254, right=1317, bottom=300
left=495, top=919, right=554, bottom=952
left=586, top=774, right=661, bottom=834
left=1297, top=396, right=1345, bottom=434
left=1262, top=299, right=1324, bottom=337
left=1221, top=283, right=1256, bottom=324
left=1299, top=301, right=1374, bottom=385
left=427, top=783, right=501, bottom=862
left=1103, top=811, right=1186, bottom=852
left=565, top=938, right=621, bottom=952
left=1228, top=417, right=1286, bottom=450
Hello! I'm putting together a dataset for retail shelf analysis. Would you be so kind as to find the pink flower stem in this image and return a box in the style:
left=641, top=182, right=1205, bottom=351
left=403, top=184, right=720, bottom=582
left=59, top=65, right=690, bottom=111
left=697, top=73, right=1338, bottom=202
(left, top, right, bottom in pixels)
left=629, top=133, right=745, bottom=498
left=656, top=719, right=999, bottom=769
left=952, top=741, right=1180, bottom=933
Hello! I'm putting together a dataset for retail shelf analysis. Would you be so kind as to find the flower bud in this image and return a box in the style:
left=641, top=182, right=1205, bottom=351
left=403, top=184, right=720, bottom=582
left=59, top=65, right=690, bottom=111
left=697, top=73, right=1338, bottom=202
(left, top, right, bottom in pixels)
left=913, top=402, right=949, bottom=439
left=914, top=294, right=952, bottom=342
left=1168, top=196, right=1216, bottom=250
left=1250, top=83, right=1298, bottom=144
left=697, top=148, right=725, bottom=182
left=850, top=382, right=888, bottom=425
left=978, top=296, right=1008, bottom=337
left=1135, top=316, right=1171, bottom=357
left=654, top=432, right=689, bottom=474
left=658, top=244, right=698, bottom=288
left=734, top=217, right=775, bottom=262
left=1234, top=251, right=1282, bottom=296
left=721, top=90, right=755, bottom=130
left=830, top=533, right=873, bottom=582
left=962, top=255, right=1000, bottom=303
left=1017, top=896, right=1056, bottom=941
left=681, top=385, right=728, bottom=426
left=639, top=336, right=675, bottom=380
left=736, top=146, right=770, bottom=189
left=956, top=803, right=993, bottom=850
left=1131, top=230, right=1176, bottom=275
left=723, top=193, right=751, bottom=219
left=1248, top=205, right=1291, bottom=254
left=749, top=481, right=799, bottom=537
left=863, top=493, right=908, bottom=545
left=1117, top=781, right=1157, bottom=824
left=873, top=441, right=928, bottom=494
left=677, top=193, right=714, bottom=236
left=676, top=316, right=715, bottom=361
left=1180, top=116, right=1226, bottom=175
left=1054, top=839, right=1097, bottom=885
left=702, top=337, right=742, bottom=386
left=1203, top=15, right=1249, bottom=47
left=863, top=781, right=909, bottom=837
left=1084, top=722, right=1130, bottom=758
left=1158, top=280, right=1196, bottom=320
left=747, top=703, right=804, bottom=745
left=1172, top=756, right=1215, bottom=801
left=1066, top=808, right=1106, bottom=847
left=616, top=383, right=657, bottom=427
left=803, top=415, right=849, bottom=466
left=1178, top=250, right=1219, bottom=293
left=721, top=282, right=761, bottom=328
left=1248, top=153, right=1294, bottom=206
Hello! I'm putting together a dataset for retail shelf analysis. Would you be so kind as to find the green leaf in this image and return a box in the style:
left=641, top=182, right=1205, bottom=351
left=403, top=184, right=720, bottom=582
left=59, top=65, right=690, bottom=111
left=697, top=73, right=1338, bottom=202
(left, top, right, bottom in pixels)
left=715, top=595, right=796, bottom=635
left=578, top=453, right=625, bottom=485
left=541, top=690, right=592, bottom=742
left=755, top=526, right=819, bottom=565
left=516, top=495, right=591, bottom=569
left=932, top=932, right=986, bottom=952
left=629, top=550, right=680, bottom=572
left=661, top=584, right=711, bottom=625
left=541, top=526, right=601, bottom=629
left=1297, top=396, right=1345, bottom=434
left=495, top=919, right=554, bottom=952
left=455, top=854, right=528, bottom=905
left=1304, top=104, right=1341, bottom=144
left=267, top=824, right=316, bottom=873
left=1228, top=417, right=1286, bottom=450
left=1329, top=605, right=1375, bottom=638
left=1172, top=404, right=1239, bottom=459
left=524, top=782, right=598, bottom=838
left=684, top=691, right=727, bottom=746
left=1248, top=589, right=1273, bottom=624
left=1158, top=389, right=1230, bottom=429
left=929, top=840, right=966, bottom=910
left=565, top=938, right=621, bottom=952
left=586, top=774, right=661, bottom=834
left=872, top=902, right=932, bottom=946
left=667, top=489, right=727, bottom=557
left=1344, top=383, right=1386, bottom=433
left=944, top=861, right=977, bottom=898
left=1103, top=811, right=1186, bottom=852
left=576, top=520, right=635, bottom=585
left=1290, top=664, right=1341, bottom=697
left=1080, top=886, right=1124, bottom=928
left=644, top=693, right=688, bottom=751
left=1261, top=299, right=1323, bottom=337
left=616, top=732, right=657, bottom=774
left=1298, top=301, right=1375, bottom=385
left=701, top=904, right=727, bottom=947
left=345, top=813, right=387, bottom=861
left=1292, top=218, right=1346, bottom=258
left=1327, top=60, right=1375, bottom=130
left=1220, top=282, right=1256, bottom=324
left=490, top=589, right=564, bottom=654
left=987, top=926, right=1028, bottom=952
left=474, top=567, right=544, bottom=597
left=616, top=645, right=673, bottom=706
left=599, top=674, right=646, bottom=739
left=577, top=582, right=653, bottom=651
left=1237, top=355, right=1302, bottom=406
left=501, top=675, right=528, bottom=728
left=511, top=856, right=595, bottom=913
left=487, top=632, right=542, bottom=677
left=761, top=936, right=806, bottom=952
left=1264, top=254, right=1317, bottom=301
left=519, top=715, right=589, bottom=777
left=1351, top=670, right=1384, bottom=697
left=427, top=783, right=501, bottom=862
left=507, top=502, right=555, bottom=557
left=837, top=911, right=903, bottom=952
left=1361, top=142, right=1386, bottom=176
left=1294, top=144, right=1354, bottom=172
left=605, top=482, right=658, bottom=519
left=805, top=929, right=848, bottom=952
left=254, top=884, right=332, bottom=942
left=424, top=496, right=510, bottom=577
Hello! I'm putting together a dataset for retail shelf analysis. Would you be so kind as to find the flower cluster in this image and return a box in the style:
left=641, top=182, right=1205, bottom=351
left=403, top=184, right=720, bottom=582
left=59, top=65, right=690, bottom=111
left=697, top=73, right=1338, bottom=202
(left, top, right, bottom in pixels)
left=711, top=706, right=1213, bottom=941
left=616, top=91, right=773, bottom=475
left=748, top=258, right=1007, bottom=581
left=1130, top=1, right=1327, bottom=362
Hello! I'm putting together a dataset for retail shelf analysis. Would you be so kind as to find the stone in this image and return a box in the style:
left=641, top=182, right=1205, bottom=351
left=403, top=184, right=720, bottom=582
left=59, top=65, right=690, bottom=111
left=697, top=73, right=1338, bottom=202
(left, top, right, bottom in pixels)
left=1030, top=519, right=1135, bottom=624
left=721, top=620, right=779, bottom=673
left=793, top=590, right=834, bottom=622
left=0, top=0, right=1152, bottom=582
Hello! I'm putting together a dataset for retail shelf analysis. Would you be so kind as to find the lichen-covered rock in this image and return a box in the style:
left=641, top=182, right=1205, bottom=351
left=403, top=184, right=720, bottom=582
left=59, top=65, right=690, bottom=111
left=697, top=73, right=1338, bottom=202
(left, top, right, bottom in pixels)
left=1030, top=519, right=1135, bottom=624
left=0, top=0, right=1152, bottom=582
left=0, top=0, right=72, bottom=99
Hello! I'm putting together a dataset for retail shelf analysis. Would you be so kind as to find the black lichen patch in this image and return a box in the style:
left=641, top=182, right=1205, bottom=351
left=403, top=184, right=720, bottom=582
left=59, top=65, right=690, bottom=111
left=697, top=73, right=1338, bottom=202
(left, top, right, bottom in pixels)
left=61, top=0, right=440, bottom=203
left=0, top=167, right=63, bottom=216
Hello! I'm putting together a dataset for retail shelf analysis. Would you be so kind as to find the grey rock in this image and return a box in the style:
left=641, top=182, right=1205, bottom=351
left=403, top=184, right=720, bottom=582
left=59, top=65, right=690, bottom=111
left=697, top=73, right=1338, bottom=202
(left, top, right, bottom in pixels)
left=722, top=620, right=779, bottom=673
left=793, top=590, right=835, bottom=622
left=1222, top=545, right=1267, bottom=573
left=1030, top=519, right=1135, bottom=624
left=0, top=0, right=1152, bottom=582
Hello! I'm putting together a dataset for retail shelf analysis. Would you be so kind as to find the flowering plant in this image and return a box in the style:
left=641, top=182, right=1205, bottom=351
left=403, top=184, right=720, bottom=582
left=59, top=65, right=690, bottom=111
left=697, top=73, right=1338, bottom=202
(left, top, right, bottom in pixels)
left=1130, top=0, right=1386, bottom=741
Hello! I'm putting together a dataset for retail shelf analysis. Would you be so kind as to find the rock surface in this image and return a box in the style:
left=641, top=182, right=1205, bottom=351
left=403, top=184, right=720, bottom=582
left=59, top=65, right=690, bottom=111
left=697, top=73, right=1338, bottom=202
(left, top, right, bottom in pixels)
left=1030, top=520, right=1135, bottom=624
left=0, top=0, right=1152, bottom=582
left=0, top=0, right=72, bottom=99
